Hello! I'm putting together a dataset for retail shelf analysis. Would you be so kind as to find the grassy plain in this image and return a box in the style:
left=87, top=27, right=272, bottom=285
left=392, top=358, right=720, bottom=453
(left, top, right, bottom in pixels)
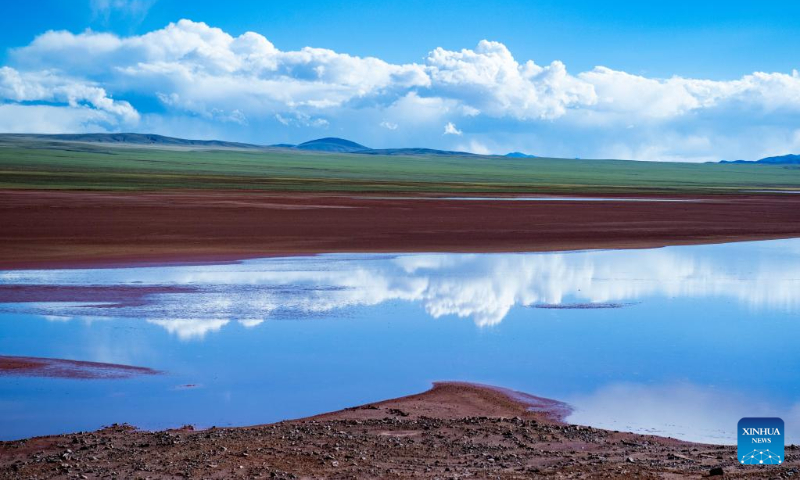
left=1, top=138, right=798, bottom=194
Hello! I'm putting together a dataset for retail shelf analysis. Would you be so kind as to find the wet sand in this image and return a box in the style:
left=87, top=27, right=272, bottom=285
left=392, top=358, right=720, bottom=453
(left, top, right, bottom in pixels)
left=0, top=355, right=159, bottom=380
left=0, top=382, right=793, bottom=478
left=2, top=190, right=800, bottom=269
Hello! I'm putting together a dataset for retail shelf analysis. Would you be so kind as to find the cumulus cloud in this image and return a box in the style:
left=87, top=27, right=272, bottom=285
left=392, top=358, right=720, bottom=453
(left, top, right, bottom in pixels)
left=426, top=40, right=596, bottom=120
left=12, top=20, right=429, bottom=113
left=0, top=66, right=139, bottom=132
left=2, top=19, right=800, bottom=160
left=0, top=67, right=138, bottom=121
left=577, top=66, right=800, bottom=120
left=443, top=121, right=462, bottom=135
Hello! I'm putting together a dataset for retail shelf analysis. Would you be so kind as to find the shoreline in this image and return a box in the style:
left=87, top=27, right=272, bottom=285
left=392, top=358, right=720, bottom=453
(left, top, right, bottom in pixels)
left=2, top=382, right=792, bottom=478
left=2, top=190, right=800, bottom=270
left=1, top=235, right=798, bottom=271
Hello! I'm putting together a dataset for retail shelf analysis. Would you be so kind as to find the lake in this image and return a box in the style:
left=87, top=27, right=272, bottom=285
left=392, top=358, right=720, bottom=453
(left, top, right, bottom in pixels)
left=1, top=239, right=798, bottom=443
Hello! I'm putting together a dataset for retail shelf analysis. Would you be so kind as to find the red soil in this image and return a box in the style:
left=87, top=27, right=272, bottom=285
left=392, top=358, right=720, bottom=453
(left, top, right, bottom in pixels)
left=0, top=355, right=159, bottom=379
left=0, top=285, right=193, bottom=307
left=1, top=190, right=800, bottom=269
left=311, top=381, right=573, bottom=424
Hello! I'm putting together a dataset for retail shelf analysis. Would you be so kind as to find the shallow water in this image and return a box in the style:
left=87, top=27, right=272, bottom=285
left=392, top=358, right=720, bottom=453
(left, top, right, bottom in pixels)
left=1, top=240, right=798, bottom=443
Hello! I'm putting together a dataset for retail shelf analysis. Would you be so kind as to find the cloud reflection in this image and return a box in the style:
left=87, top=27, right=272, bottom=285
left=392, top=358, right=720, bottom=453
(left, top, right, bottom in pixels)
left=1, top=240, right=799, bottom=337
left=146, top=318, right=230, bottom=341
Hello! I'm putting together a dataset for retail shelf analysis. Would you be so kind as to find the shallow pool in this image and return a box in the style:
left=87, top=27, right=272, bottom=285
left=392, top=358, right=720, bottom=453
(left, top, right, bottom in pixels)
left=1, top=239, right=798, bottom=443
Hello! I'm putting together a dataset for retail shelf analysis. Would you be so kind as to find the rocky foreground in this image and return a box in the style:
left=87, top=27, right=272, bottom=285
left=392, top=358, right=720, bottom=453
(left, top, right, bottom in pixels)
left=0, top=382, right=796, bottom=479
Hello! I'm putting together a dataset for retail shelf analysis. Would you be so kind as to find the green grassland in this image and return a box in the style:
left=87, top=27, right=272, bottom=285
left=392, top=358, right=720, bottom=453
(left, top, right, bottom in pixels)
left=1, top=139, right=799, bottom=194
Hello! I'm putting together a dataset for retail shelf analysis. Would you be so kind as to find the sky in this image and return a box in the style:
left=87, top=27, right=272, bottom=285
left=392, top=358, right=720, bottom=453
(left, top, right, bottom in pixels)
left=0, top=0, right=799, bottom=161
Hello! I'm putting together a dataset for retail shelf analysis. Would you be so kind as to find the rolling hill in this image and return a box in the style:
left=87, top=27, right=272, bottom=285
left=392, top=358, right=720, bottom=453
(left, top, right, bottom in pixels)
left=294, top=137, right=368, bottom=153
left=0, top=133, right=264, bottom=149
left=292, top=138, right=475, bottom=156
left=720, top=154, right=800, bottom=164
left=357, top=148, right=475, bottom=156
left=0, top=133, right=481, bottom=157
left=2, top=134, right=800, bottom=194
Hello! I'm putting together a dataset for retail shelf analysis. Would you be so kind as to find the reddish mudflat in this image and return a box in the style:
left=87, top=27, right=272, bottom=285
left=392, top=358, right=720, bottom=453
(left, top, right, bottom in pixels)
left=2, top=190, right=800, bottom=269
left=0, top=285, right=193, bottom=307
left=0, top=355, right=159, bottom=379
left=310, top=381, right=573, bottom=424
left=0, top=382, right=784, bottom=478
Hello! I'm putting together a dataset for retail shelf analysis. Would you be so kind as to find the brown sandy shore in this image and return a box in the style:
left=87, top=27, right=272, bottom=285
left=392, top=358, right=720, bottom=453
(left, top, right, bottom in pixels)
left=0, top=383, right=795, bottom=479
left=2, top=190, right=800, bottom=269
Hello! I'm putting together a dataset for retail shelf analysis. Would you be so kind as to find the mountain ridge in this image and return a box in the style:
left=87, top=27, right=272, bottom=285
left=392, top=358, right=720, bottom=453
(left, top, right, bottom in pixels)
left=294, top=137, right=368, bottom=153
left=1, top=133, right=493, bottom=157
left=720, top=154, right=800, bottom=165
left=0, top=133, right=264, bottom=149
left=0, top=133, right=543, bottom=158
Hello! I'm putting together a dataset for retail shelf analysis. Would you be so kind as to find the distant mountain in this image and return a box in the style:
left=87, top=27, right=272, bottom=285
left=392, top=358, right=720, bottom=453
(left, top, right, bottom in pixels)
left=505, top=152, right=537, bottom=158
left=720, top=154, right=800, bottom=164
left=295, top=137, right=368, bottom=153
left=358, top=148, right=474, bottom=156
left=756, top=154, right=800, bottom=164
left=1, top=133, right=479, bottom=157
left=1, top=133, right=264, bottom=149
left=291, top=138, right=475, bottom=156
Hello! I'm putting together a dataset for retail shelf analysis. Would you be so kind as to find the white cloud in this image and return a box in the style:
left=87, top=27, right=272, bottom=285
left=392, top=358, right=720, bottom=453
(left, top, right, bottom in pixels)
left=12, top=19, right=429, bottom=113
left=0, top=104, right=125, bottom=133
left=443, top=121, right=462, bottom=135
left=578, top=66, right=800, bottom=121
left=426, top=40, right=596, bottom=120
left=271, top=111, right=327, bottom=128
left=0, top=66, right=139, bottom=132
left=3, top=19, right=800, bottom=159
left=0, top=67, right=139, bottom=123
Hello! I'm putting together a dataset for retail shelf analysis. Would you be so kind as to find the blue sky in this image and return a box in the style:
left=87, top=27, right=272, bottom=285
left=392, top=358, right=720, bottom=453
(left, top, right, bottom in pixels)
left=1, top=0, right=799, bottom=161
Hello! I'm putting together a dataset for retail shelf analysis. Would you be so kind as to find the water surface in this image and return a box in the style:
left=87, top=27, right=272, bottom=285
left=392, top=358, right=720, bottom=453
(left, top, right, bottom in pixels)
left=1, top=240, right=798, bottom=443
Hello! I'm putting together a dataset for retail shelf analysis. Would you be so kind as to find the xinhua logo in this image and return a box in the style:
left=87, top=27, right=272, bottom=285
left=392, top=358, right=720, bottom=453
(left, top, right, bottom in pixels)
left=738, top=418, right=784, bottom=465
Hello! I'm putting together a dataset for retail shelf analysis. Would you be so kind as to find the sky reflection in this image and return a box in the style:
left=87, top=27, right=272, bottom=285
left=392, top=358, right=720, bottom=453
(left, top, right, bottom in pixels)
left=2, top=239, right=799, bottom=334
left=568, top=383, right=800, bottom=444
left=0, top=239, right=798, bottom=442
